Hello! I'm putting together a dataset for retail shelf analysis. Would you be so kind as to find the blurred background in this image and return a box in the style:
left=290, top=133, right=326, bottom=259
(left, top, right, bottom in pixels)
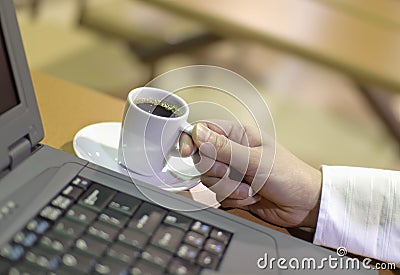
left=14, top=0, right=400, bottom=170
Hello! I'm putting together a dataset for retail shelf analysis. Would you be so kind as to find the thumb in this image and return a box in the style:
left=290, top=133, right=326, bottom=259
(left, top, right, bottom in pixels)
left=192, top=123, right=252, bottom=175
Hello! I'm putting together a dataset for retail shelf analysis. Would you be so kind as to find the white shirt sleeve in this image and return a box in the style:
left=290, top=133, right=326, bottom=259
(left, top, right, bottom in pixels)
left=313, top=165, right=400, bottom=265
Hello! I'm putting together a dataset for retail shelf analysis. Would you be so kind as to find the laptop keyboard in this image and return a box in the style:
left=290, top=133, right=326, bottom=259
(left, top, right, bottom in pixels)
left=0, top=176, right=232, bottom=274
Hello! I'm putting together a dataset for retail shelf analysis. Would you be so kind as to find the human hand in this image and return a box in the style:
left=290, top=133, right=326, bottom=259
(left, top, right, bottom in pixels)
left=180, top=121, right=322, bottom=228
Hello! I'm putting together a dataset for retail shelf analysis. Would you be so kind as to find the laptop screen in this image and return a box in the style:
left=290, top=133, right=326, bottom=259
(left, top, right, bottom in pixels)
left=0, top=21, right=20, bottom=115
left=0, top=0, right=44, bottom=173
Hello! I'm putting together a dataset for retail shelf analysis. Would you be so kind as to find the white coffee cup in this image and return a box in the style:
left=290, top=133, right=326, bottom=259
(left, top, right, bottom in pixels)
left=118, top=87, right=193, bottom=176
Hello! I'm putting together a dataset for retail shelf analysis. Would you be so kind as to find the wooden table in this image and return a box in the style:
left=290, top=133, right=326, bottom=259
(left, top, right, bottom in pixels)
left=142, top=0, right=400, bottom=93
left=31, top=72, right=395, bottom=274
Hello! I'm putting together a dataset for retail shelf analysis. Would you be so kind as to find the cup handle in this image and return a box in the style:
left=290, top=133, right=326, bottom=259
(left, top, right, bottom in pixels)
left=180, top=121, right=194, bottom=136
left=167, top=122, right=195, bottom=158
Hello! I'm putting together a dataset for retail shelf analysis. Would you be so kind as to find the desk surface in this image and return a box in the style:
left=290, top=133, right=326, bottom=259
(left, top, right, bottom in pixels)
left=31, top=72, right=395, bottom=274
left=144, top=0, right=400, bottom=92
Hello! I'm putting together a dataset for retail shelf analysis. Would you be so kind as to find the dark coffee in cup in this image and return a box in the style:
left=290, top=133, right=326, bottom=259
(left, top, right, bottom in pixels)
left=119, top=87, right=192, bottom=176
left=134, top=98, right=182, bottom=118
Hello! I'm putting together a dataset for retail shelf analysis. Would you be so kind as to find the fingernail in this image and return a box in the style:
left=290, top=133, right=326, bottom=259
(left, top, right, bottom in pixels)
left=196, top=124, right=211, bottom=142
left=238, top=184, right=249, bottom=198
left=248, top=186, right=254, bottom=197
left=247, top=196, right=258, bottom=205
left=180, top=143, right=189, bottom=156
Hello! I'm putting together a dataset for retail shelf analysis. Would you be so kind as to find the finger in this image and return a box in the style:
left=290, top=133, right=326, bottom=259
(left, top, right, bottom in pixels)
left=193, top=151, right=217, bottom=175
left=192, top=151, right=200, bottom=164
left=192, top=152, right=235, bottom=179
left=201, top=176, right=250, bottom=201
left=199, top=120, right=262, bottom=147
left=197, top=156, right=231, bottom=179
left=220, top=194, right=262, bottom=209
left=192, top=124, right=252, bottom=175
left=179, top=132, right=195, bottom=157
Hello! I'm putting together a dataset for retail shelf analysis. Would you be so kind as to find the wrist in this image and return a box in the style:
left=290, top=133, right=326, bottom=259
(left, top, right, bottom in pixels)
left=302, top=168, right=322, bottom=228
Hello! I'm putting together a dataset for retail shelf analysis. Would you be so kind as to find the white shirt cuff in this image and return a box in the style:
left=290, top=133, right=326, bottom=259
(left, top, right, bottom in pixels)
left=313, top=165, right=400, bottom=265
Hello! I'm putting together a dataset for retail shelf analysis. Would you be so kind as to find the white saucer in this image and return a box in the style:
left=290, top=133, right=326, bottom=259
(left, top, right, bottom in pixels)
left=73, top=122, right=201, bottom=192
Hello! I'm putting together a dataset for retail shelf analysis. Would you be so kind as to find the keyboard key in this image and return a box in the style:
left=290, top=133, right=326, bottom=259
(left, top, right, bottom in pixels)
left=13, top=231, right=38, bottom=248
left=54, top=218, right=86, bottom=238
left=74, top=235, right=108, bottom=257
left=0, top=243, right=24, bottom=261
left=24, top=247, right=61, bottom=270
left=168, top=258, right=201, bottom=275
left=163, top=212, right=193, bottom=231
left=141, top=245, right=172, bottom=268
left=51, top=195, right=72, bottom=210
left=40, top=206, right=62, bottom=221
left=93, top=257, right=130, bottom=275
left=204, top=238, right=225, bottom=256
left=39, top=231, right=73, bottom=253
left=87, top=221, right=119, bottom=242
left=22, top=232, right=38, bottom=247
left=191, top=221, right=211, bottom=236
left=210, top=228, right=231, bottom=244
left=107, top=242, right=140, bottom=264
left=8, top=261, right=45, bottom=274
left=61, top=251, right=96, bottom=273
left=79, top=184, right=116, bottom=212
left=66, top=204, right=97, bottom=224
left=130, top=259, right=165, bottom=275
left=151, top=225, right=184, bottom=253
left=98, top=208, right=129, bottom=228
left=27, top=218, right=50, bottom=235
left=108, top=192, right=142, bottom=216
left=176, top=244, right=199, bottom=262
left=183, top=231, right=205, bottom=248
left=129, top=203, right=167, bottom=235
left=71, top=177, right=91, bottom=189
left=197, top=250, right=219, bottom=269
left=118, top=228, right=149, bottom=250
left=62, top=185, right=84, bottom=200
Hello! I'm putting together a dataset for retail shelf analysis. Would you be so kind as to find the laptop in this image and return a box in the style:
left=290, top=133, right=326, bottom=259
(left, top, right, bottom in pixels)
left=0, top=1, right=376, bottom=274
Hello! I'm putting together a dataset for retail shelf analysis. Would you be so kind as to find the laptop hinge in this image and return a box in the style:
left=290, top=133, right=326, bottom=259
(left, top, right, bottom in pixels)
left=9, top=137, right=31, bottom=170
